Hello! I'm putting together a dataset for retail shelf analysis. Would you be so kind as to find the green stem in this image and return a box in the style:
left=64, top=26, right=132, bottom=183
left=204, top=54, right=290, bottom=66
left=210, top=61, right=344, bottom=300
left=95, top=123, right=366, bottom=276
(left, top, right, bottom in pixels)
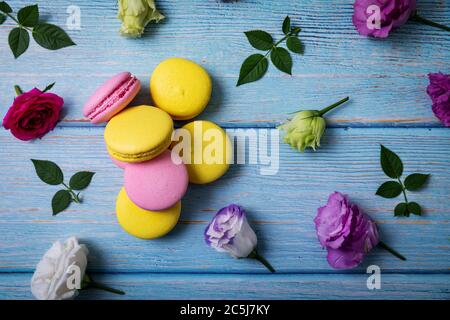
left=62, top=182, right=81, bottom=204
left=14, top=85, right=23, bottom=96
left=378, top=241, right=406, bottom=261
left=4, top=12, right=33, bottom=31
left=4, top=12, right=19, bottom=24
left=274, top=34, right=289, bottom=47
left=397, top=178, right=409, bottom=204
left=263, top=33, right=292, bottom=58
left=87, top=281, right=125, bottom=295
left=82, top=275, right=125, bottom=295
left=248, top=249, right=275, bottom=273
left=318, top=97, right=350, bottom=116
left=411, top=13, right=450, bottom=32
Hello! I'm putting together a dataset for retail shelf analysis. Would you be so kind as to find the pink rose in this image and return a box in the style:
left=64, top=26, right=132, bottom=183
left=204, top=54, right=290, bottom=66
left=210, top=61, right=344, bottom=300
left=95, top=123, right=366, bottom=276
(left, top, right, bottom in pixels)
left=2, top=88, right=63, bottom=141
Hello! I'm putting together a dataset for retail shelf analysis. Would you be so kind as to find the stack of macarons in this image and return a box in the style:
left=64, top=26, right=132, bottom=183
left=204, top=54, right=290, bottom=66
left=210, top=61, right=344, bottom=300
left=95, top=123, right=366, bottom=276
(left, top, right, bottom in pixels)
left=83, top=58, right=232, bottom=240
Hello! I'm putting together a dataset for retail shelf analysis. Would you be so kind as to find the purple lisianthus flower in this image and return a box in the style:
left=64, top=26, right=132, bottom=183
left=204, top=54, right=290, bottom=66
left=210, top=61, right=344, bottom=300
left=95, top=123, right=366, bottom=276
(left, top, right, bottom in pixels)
left=314, top=192, right=380, bottom=269
left=205, top=204, right=275, bottom=272
left=204, top=204, right=257, bottom=258
left=352, top=0, right=416, bottom=38
left=427, top=72, right=450, bottom=127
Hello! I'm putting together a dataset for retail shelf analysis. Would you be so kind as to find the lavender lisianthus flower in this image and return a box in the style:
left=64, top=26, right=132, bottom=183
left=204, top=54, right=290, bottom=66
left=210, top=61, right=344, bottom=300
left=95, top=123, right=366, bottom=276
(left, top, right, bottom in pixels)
left=353, top=0, right=450, bottom=38
left=352, top=0, right=416, bottom=38
left=205, top=204, right=275, bottom=272
left=427, top=72, right=450, bottom=127
left=315, top=192, right=404, bottom=269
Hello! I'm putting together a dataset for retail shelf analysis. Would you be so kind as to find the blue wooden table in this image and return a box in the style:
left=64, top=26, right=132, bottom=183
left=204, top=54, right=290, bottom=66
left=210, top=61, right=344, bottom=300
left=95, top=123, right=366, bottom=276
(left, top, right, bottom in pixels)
left=0, top=0, right=449, bottom=299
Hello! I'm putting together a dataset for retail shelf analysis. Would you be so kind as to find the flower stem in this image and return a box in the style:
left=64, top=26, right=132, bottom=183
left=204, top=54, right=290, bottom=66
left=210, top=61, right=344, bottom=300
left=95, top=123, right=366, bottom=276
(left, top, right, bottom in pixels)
left=318, top=96, right=350, bottom=116
left=397, top=178, right=409, bottom=205
left=14, top=85, right=23, bottom=96
left=411, top=13, right=450, bottom=32
left=248, top=249, right=275, bottom=273
left=87, top=281, right=125, bottom=295
left=82, top=274, right=125, bottom=295
left=378, top=241, right=406, bottom=261
left=62, top=182, right=81, bottom=204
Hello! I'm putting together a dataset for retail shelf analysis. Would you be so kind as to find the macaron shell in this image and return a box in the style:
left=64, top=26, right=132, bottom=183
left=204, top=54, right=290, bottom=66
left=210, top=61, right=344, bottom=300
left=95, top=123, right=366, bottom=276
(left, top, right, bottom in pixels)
left=104, top=105, right=174, bottom=163
left=83, top=72, right=141, bottom=124
left=150, top=58, right=212, bottom=120
left=174, top=121, right=232, bottom=184
left=124, top=150, right=188, bottom=211
left=116, top=188, right=181, bottom=239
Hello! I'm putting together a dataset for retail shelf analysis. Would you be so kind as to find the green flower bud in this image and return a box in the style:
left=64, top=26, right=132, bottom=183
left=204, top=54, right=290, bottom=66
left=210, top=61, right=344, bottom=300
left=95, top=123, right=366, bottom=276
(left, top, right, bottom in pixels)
left=118, top=0, right=164, bottom=38
left=279, top=97, right=350, bottom=153
left=279, top=110, right=326, bottom=152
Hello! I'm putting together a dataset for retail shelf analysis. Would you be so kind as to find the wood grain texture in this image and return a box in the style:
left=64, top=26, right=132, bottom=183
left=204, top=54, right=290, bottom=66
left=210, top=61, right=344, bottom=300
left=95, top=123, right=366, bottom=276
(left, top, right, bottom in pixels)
left=0, top=0, right=449, bottom=127
left=0, top=128, right=448, bottom=273
left=0, top=273, right=449, bottom=300
left=0, top=0, right=449, bottom=300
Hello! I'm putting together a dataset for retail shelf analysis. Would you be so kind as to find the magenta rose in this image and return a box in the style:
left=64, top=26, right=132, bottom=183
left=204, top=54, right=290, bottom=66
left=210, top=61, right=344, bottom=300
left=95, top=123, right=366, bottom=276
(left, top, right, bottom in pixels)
left=2, top=88, right=63, bottom=141
left=427, top=72, right=450, bottom=127
left=352, top=0, right=416, bottom=38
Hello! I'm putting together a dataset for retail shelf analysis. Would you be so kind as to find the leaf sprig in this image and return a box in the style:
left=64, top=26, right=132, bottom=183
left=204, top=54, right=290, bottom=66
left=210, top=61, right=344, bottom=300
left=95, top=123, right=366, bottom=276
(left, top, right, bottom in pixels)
left=31, top=159, right=95, bottom=216
left=0, top=2, right=75, bottom=59
left=237, top=16, right=304, bottom=86
left=376, top=145, right=430, bottom=217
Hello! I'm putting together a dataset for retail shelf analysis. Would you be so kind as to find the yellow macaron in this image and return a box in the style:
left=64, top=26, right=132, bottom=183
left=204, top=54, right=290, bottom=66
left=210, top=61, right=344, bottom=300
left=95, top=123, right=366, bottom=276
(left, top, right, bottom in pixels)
left=150, top=58, right=212, bottom=120
left=172, top=120, right=232, bottom=184
left=104, top=105, right=173, bottom=163
left=116, top=188, right=181, bottom=239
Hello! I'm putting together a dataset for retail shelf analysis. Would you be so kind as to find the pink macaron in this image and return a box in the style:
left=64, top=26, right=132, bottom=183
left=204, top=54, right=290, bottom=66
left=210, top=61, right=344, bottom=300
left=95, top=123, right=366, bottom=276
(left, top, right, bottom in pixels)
left=124, top=150, right=188, bottom=211
left=109, top=154, right=128, bottom=169
left=83, top=72, right=141, bottom=124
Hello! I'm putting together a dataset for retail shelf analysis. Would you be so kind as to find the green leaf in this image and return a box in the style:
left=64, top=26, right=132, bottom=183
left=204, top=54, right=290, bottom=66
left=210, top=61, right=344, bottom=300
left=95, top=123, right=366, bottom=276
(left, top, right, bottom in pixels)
left=17, top=4, right=38, bottom=27
left=42, top=82, right=55, bottom=93
left=31, top=159, right=64, bottom=185
left=270, top=47, right=292, bottom=75
left=0, top=1, right=12, bottom=13
left=376, top=181, right=403, bottom=198
left=282, top=16, right=291, bottom=35
left=52, top=190, right=72, bottom=215
left=69, top=171, right=95, bottom=190
left=236, top=54, right=269, bottom=86
left=380, top=145, right=403, bottom=179
left=32, top=23, right=76, bottom=50
left=8, top=27, right=29, bottom=59
left=407, top=202, right=422, bottom=216
left=404, top=173, right=430, bottom=191
left=286, top=36, right=304, bottom=54
left=244, top=30, right=273, bottom=51
left=0, top=13, right=6, bottom=25
left=394, top=202, right=408, bottom=217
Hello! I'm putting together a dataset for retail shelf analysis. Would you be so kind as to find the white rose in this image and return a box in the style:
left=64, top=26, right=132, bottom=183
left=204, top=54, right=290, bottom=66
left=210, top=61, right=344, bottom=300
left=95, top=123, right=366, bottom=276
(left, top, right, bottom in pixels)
left=204, top=204, right=257, bottom=258
left=31, top=237, right=89, bottom=300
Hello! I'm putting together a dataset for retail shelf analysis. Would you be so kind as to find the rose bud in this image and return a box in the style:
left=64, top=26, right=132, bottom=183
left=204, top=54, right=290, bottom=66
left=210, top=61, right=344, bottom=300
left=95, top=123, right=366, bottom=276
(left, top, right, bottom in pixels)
left=2, top=84, right=63, bottom=141
left=427, top=72, right=450, bottom=127
left=205, top=204, right=275, bottom=272
left=314, top=192, right=406, bottom=269
left=31, top=237, right=124, bottom=300
left=118, top=0, right=164, bottom=38
left=279, top=97, right=349, bottom=152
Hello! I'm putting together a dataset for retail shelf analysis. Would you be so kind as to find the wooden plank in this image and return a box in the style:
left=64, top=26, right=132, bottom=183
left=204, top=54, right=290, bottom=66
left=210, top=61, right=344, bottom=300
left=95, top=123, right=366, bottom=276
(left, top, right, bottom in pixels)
left=0, top=273, right=449, bottom=300
left=0, top=127, right=448, bottom=273
left=0, top=0, right=448, bottom=126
